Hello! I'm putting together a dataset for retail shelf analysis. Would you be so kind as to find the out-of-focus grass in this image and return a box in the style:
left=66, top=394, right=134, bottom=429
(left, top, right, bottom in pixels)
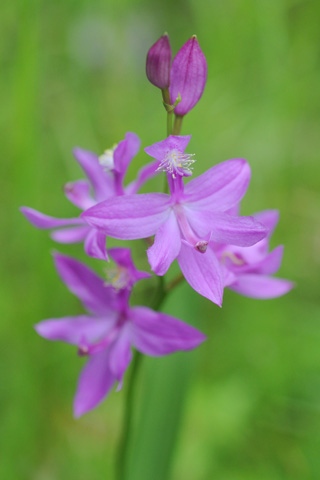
left=1, top=0, right=320, bottom=478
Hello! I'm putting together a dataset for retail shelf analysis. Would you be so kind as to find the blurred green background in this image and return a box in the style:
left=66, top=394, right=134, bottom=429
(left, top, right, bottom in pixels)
left=1, top=0, right=319, bottom=478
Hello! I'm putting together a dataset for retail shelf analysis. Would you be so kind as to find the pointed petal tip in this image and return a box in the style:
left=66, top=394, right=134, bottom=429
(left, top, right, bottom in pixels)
left=33, top=322, right=44, bottom=336
left=73, top=403, right=86, bottom=419
left=72, top=146, right=91, bottom=157
left=52, top=250, right=68, bottom=263
left=72, top=146, right=81, bottom=155
left=285, top=280, right=296, bottom=292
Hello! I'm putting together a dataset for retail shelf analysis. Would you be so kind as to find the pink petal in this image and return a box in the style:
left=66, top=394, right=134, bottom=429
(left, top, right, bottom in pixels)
left=186, top=210, right=268, bottom=247
left=237, top=245, right=284, bottom=275
left=20, top=207, right=83, bottom=229
left=113, top=132, right=140, bottom=176
left=144, top=135, right=192, bottom=162
left=64, top=180, right=95, bottom=210
left=125, top=161, right=159, bottom=194
left=108, top=247, right=151, bottom=282
left=53, top=252, right=116, bottom=316
left=147, top=210, right=181, bottom=275
left=73, top=349, right=115, bottom=417
left=108, top=327, right=132, bottom=388
left=177, top=242, right=224, bottom=306
left=82, top=194, right=171, bottom=239
left=221, top=264, right=237, bottom=287
left=225, top=239, right=269, bottom=265
left=129, top=306, right=206, bottom=356
left=229, top=274, right=294, bottom=299
left=84, top=229, right=108, bottom=261
left=253, top=209, right=279, bottom=236
left=184, top=158, right=251, bottom=211
left=34, top=315, right=114, bottom=345
left=50, top=226, right=89, bottom=243
left=73, top=147, right=115, bottom=202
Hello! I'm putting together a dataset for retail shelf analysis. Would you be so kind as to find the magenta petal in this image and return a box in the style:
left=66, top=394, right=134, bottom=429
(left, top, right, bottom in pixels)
left=230, top=274, right=294, bottom=299
left=256, top=245, right=284, bottom=275
left=53, top=252, right=116, bottom=315
left=73, top=349, right=115, bottom=417
left=177, top=242, right=224, bottom=306
left=144, top=135, right=192, bottom=162
left=169, top=36, right=207, bottom=116
left=221, top=265, right=237, bottom=287
left=113, top=132, right=140, bottom=176
left=84, top=229, right=108, bottom=261
left=34, top=315, right=113, bottom=345
left=209, top=214, right=268, bottom=246
left=50, top=226, right=89, bottom=243
left=82, top=194, right=171, bottom=239
left=108, top=328, right=132, bottom=387
left=226, top=204, right=240, bottom=216
left=239, top=245, right=284, bottom=275
left=20, top=207, right=83, bottom=229
left=108, top=247, right=151, bottom=283
left=130, top=306, right=206, bottom=356
left=187, top=211, right=268, bottom=247
left=146, top=34, right=172, bottom=89
left=184, top=158, right=251, bottom=211
left=125, top=161, right=159, bottom=194
left=64, top=180, right=95, bottom=210
left=147, top=210, right=181, bottom=275
left=73, top=147, right=115, bottom=202
left=254, top=210, right=279, bottom=236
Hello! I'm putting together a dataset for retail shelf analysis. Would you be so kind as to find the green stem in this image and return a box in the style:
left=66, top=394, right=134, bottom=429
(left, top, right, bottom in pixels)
left=172, top=114, right=183, bottom=135
left=116, top=350, right=142, bottom=480
left=162, top=88, right=173, bottom=137
left=115, top=276, right=167, bottom=480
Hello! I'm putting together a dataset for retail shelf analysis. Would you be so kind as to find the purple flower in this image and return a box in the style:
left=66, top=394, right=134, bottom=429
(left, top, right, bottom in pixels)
left=169, top=36, right=207, bottom=116
left=145, top=134, right=195, bottom=178
left=82, top=137, right=268, bottom=306
left=20, top=132, right=157, bottom=261
left=146, top=33, right=172, bottom=89
left=35, top=250, right=206, bottom=417
left=218, top=209, right=294, bottom=298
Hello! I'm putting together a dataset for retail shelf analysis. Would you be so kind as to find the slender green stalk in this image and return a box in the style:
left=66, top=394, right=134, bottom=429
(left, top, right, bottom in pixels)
left=116, top=350, right=142, bottom=480
left=172, top=114, right=183, bottom=135
left=115, top=276, right=167, bottom=480
left=161, top=88, right=173, bottom=136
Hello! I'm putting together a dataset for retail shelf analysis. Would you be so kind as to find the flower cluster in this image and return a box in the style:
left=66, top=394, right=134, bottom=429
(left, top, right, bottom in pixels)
left=21, top=33, right=293, bottom=417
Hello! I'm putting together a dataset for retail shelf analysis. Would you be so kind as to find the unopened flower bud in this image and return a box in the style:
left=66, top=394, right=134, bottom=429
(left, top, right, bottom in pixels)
left=146, top=33, right=172, bottom=89
left=169, top=35, right=207, bottom=116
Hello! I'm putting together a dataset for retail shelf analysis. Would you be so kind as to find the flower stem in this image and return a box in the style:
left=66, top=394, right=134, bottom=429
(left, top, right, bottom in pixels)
left=173, top=114, right=183, bottom=135
left=166, top=273, right=184, bottom=292
left=115, top=350, right=142, bottom=480
left=115, top=276, right=167, bottom=480
left=162, top=88, right=173, bottom=137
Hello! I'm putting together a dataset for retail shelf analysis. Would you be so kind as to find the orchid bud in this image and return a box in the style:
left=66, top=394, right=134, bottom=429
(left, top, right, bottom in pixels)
left=169, top=35, right=207, bottom=116
left=146, top=33, right=172, bottom=89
